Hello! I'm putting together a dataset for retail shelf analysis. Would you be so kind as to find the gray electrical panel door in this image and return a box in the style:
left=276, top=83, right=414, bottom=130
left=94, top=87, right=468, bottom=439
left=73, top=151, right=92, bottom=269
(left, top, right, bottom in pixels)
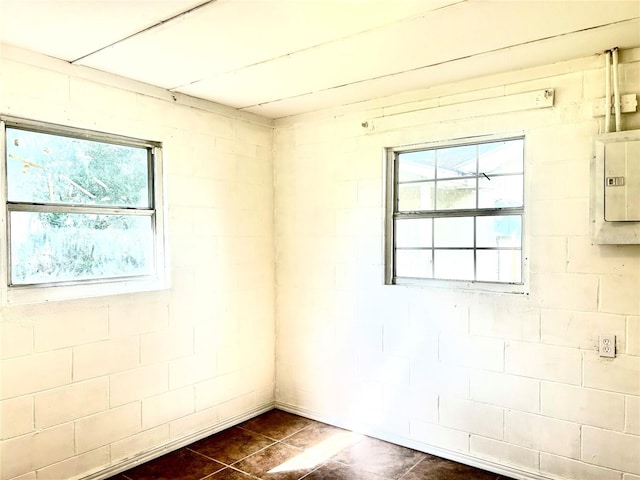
left=604, top=140, right=640, bottom=221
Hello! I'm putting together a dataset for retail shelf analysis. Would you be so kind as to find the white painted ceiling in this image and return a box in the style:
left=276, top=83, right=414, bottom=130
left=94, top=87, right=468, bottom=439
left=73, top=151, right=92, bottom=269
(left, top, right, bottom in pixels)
left=1, top=0, right=639, bottom=119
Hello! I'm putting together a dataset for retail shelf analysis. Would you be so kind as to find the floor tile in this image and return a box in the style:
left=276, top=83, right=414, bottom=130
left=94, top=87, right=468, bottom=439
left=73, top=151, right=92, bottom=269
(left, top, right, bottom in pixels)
left=121, top=448, right=225, bottom=480
left=239, top=409, right=316, bottom=440
left=231, top=442, right=317, bottom=480
left=282, top=422, right=361, bottom=451
left=331, top=436, right=426, bottom=479
left=189, top=426, right=275, bottom=464
left=400, top=454, right=510, bottom=480
left=207, top=467, right=257, bottom=479
left=106, top=410, right=517, bottom=480
left=302, top=460, right=385, bottom=480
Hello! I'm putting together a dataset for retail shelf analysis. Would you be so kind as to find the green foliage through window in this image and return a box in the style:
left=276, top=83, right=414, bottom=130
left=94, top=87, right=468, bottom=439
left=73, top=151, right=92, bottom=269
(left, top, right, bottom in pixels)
left=4, top=121, right=158, bottom=286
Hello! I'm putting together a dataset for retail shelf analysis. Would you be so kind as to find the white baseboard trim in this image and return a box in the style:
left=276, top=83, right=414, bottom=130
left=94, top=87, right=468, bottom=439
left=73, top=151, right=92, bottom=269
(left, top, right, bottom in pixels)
left=275, top=402, right=552, bottom=480
left=84, top=401, right=275, bottom=480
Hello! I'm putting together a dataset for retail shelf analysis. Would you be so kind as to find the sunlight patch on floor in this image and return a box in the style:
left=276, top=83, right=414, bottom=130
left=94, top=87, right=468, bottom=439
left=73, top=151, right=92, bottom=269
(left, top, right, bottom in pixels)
left=267, top=431, right=363, bottom=473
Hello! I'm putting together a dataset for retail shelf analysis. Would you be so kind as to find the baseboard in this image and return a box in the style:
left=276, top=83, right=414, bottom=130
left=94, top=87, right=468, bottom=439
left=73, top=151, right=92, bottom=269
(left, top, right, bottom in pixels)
left=84, top=401, right=276, bottom=480
left=275, top=402, right=552, bottom=480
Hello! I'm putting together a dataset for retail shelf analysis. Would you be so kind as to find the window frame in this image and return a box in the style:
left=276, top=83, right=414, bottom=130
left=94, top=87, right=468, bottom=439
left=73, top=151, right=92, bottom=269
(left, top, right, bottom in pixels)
left=384, top=133, right=528, bottom=294
left=0, top=116, right=169, bottom=304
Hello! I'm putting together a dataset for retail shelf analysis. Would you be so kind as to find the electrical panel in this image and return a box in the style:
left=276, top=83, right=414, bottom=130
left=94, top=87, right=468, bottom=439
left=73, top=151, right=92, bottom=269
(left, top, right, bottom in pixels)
left=591, top=130, right=640, bottom=244
left=604, top=140, right=640, bottom=221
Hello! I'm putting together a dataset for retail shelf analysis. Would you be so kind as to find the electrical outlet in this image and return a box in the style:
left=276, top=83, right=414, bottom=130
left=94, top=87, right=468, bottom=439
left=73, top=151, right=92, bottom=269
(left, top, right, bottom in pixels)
left=599, top=335, right=616, bottom=358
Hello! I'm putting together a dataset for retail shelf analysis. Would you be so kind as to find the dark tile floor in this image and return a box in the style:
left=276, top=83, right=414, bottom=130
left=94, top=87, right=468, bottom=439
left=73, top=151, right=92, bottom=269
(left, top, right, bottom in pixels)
left=108, top=409, right=515, bottom=480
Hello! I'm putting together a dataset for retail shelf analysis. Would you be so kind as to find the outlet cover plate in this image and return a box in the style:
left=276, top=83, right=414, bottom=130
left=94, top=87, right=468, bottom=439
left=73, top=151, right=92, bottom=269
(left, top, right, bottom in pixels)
left=599, top=335, right=616, bottom=358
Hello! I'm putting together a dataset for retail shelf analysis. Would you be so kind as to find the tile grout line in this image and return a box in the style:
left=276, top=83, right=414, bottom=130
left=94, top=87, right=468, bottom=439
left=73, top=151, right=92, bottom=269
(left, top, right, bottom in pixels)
left=186, top=447, right=233, bottom=469
left=397, top=455, right=426, bottom=480
left=296, top=459, right=329, bottom=480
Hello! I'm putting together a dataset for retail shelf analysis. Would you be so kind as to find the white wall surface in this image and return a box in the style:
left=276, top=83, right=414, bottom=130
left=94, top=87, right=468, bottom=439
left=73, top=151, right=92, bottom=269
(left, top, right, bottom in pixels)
left=1, top=43, right=639, bottom=480
left=0, top=48, right=275, bottom=480
left=274, top=49, right=640, bottom=480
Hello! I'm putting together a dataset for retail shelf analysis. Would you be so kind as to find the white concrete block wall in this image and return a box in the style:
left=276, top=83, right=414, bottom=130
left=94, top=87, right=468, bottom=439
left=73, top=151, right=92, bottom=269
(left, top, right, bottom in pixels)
left=274, top=48, right=640, bottom=479
left=0, top=49, right=275, bottom=480
left=1, top=41, right=638, bottom=480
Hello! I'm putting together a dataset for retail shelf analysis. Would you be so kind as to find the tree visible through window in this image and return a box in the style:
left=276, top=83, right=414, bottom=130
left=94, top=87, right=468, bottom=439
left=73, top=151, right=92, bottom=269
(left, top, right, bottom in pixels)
left=385, top=136, right=525, bottom=287
left=2, top=118, right=163, bottom=289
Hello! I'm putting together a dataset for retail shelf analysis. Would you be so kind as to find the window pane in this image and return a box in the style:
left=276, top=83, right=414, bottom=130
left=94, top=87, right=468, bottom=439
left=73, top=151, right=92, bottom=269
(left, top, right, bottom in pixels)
left=434, top=249, right=474, bottom=280
left=434, top=216, right=474, bottom=247
left=478, top=174, right=523, bottom=208
left=436, top=145, right=477, bottom=178
left=6, top=128, right=150, bottom=207
left=478, top=139, right=524, bottom=175
left=436, top=178, right=476, bottom=210
left=398, top=150, right=435, bottom=181
left=397, top=182, right=434, bottom=211
left=476, top=215, right=521, bottom=248
left=10, top=211, right=153, bottom=285
left=395, top=218, right=432, bottom=247
left=396, top=249, right=433, bottom=278
left=477, top=250, right=522, bottom=283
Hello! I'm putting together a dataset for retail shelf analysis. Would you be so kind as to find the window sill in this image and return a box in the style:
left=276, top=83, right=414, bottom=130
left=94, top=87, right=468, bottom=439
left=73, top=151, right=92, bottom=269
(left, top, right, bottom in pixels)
left=390, top=277, right=529, bottom=295
left=2, top=275, right=170, bottom=305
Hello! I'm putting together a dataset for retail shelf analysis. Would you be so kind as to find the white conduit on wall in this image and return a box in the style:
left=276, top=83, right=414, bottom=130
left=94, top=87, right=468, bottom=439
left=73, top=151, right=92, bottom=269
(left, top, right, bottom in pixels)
left=605, top=50, right=612, bottom=133
left=612, top=47, right=622, bottom=132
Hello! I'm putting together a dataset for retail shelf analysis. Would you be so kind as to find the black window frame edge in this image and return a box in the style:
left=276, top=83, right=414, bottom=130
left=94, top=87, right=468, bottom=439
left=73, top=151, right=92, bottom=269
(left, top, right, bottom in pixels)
left=383, top=132, right=529, bottom=294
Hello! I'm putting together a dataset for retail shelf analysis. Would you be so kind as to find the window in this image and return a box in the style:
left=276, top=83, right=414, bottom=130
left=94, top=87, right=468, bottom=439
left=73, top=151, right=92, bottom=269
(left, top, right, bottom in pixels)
left=1, top=116, right=167, bottom=303
left=385, top=135, right=525, bottom=291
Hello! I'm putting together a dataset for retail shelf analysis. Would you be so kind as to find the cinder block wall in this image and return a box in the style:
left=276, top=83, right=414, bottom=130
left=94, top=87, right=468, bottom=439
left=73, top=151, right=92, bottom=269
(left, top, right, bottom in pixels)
left=0, top=48, right=275, bottom=480
left=273, top=49, right=640, bottom=480
left=1, top=44, right=639, bottom=480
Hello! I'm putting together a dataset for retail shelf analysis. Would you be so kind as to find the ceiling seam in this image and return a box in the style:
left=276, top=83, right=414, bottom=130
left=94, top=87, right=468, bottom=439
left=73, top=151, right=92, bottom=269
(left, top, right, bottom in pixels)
left=235, top=16, right=640, bottom=112
left=166, top=0, right=470, bottom=91
left=70, top=0, right=218, bottom=64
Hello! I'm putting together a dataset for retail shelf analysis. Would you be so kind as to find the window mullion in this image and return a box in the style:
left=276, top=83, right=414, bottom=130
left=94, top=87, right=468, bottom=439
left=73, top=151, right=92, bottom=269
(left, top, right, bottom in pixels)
left=7, top=202, right=154, bottom=216
left=431, top=218, right=435, bottom=278
left=394, top=206, right=523, bottom=219
left=474, top=145, right=479, bottom=281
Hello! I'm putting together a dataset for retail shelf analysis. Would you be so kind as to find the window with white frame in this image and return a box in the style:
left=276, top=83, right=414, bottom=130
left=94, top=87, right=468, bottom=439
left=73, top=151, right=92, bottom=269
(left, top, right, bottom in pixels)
left=1, top=116, right=167, bottom=303
left=385, top=136, right=525, bottom=289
